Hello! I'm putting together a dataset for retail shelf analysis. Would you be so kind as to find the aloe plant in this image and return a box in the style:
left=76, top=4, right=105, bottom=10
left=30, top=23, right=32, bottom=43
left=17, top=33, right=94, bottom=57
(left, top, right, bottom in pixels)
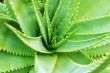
left=0, top=0, right=110, bottom=73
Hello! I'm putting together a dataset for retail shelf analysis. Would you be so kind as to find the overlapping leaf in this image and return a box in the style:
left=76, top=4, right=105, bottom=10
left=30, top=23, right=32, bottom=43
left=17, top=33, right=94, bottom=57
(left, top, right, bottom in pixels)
left=34, top=53, right=103, bottom=73
left=8, top=0, right=39, bottom=37
left=0, top=22, right=34, bottom=56
left=0, top=52, right=34, bottom=73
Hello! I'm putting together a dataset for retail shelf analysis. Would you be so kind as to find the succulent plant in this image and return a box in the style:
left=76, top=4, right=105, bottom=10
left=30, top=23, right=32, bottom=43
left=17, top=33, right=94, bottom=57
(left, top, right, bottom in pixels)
left=0, top=0, right=110, bottom=73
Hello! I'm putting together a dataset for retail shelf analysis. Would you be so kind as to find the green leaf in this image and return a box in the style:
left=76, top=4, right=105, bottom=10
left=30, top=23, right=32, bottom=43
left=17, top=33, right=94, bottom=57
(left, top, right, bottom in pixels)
left=32, top=0, right=48, bottom=46
left=0, top=52, right=34, bottom=73
left=67, top=33, right=107, bottom=42
left=36, top=0, right=44, bottom=15
left=0, top=24, right=34, bottom=56
left=67, top=52, right=92, bottom=65
left=82, top=43, right=110, bottom=58
left=8, top=0, right=39, bottom=37
left=46, top=0, right=59, bottom=20
left=90, top=56, right=110, bottom=73
left=34, top=54, right=100, bottom=73
left=71, top=16, right=110, bottom=34
left=4, top=0, right=16, bottom=20
left=29, top=67, right=35, bottom=73
left=34, top=53, right=58, bottom=73
left=44, top=0, right=53, bottom=43
left=0, top=2, right=7, bottom=15
left=78, top=0, right=110, bottom=20
left=100, top=65, right=110, bottom=73
left=54, top=0, right=81, bottom=39
left=6, top=66, right=32, bottom=73
left=51, top=0, right=71, bottom=28
left=53, top=32, right=110, bottom=52
left=4, top=23, right=51, bottom=54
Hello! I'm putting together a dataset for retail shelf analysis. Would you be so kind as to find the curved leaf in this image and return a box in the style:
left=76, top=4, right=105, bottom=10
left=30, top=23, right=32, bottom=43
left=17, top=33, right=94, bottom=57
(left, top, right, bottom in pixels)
left=71, top=16, right=110, bottom=34
left=34, top=53, right=58, bottom=73
left=4, top=23, right=51, bottom=53
left=90, top=56, right=110, bottom=73
left=6, top=66, right=32, bottom=73
left=9, top=0, right=39, bottom=37
left=4, top=0, right=16, bottom=20
left=0, top=52, right=34, bottom=73
left=45, top=0, right=59, bottom=20
left=78, top=0, right=110, bottom=20
left=0, top=2, right=7, bottom=15
left=53, top=32, right=110, bottom=52
left=29, top=67, right=35, bottom=73
left=55, top=0, right=81, bottom=40
left=0, top=24, right=34, bottom=56
left=51, top=0, right=71, bottom=28
left=82, top=43, right=110, bottom=58
left=34, top=54, right=100, bottom=73
left=32, top=0, right=48, bottom=46
left=67, top=52, right=92, bottom=65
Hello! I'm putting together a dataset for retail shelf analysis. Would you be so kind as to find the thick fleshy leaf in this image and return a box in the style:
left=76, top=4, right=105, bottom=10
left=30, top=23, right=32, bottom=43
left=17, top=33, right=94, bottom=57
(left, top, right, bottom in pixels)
left=0, top=24, right=34, bottom=56
left=35, top=54, right=100, bottom=73
left=56, top=14, right=110, bottom=45
left=54, top=0, right=81, bottom=39
left=67, top=33, right=107, bottom=42
left=82, top=43, right=110, bottom=57
left=36, top=0, right=44, bottom=15
left=46, top=0, right=59, bottom=20
left=0, top=2, right=7, bottom=15
left=8, top=0, right=39, bottom=37
left=51, top=0, right=71, bottom=28
left=100, top=65, right=110, bottom=73
left=0, top=52, right=34, bottom=73
left=78, top=0, right=110, bottom=20
left=29, top=68, right=35, bottom=73
left=4, top=23, right=51, bottom=53
left=90, top=56, right=110, bottom=73
left=4, top=0, right=16, bottom=20
left=6, top=66, right=32, bottom=73
left=34, top=53, right=58, bottom=73
left=71, top=16, right=110, bottom=34
left=53, top=32, right=110, bottom=52
left=32, top=0, right=48, bottom=45
left=67, top=52, right=92, bottom=65
left=44, top=2, right=51, bottom=43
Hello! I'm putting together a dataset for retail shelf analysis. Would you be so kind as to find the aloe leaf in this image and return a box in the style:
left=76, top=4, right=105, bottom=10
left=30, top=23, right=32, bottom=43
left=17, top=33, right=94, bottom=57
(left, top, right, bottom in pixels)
left=0, top=2, right=7, bottom=15
left=32, top=0, right=48, bottom=45
left=44, top=0, right=53, bottom=43
left=90, top=56, right=110, bottom=73
left=0, top=24, right=34, bottom=56
left=78, top=0, right=110, bottom=20
left=4, top=0, right=16, bottom=20
left=36, top=0, right=44, bottom=15
left=8, top=0, right=39, bottom=37
left=51, top=0, right=71, bottom=28
left=100, top=65, right=110, bottom=73
left=67, top=52, right=92, bottom=65
left=0, top=52, right=34, bottom=73
left=71, top=16, right=110, bottom=34
left=34, top=53, right=58, bottom=73
left=82, top=43, right=110, bottom=58
left=34, top=54, right=100, bottom=73
left=56, top=13, right=110, bottom=45
left=67, top=33, right=107, bottom=42
left=46, top=0, right=59, bottom=20
left=4, top=23, right=51, bottom=53
left=6, top=66, right=32, bottom=73
left=29, top=67, right=35, bottom=73
left=53, top=33, right=110, bottom=52
left=55, top=0, right=81, bottom=39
